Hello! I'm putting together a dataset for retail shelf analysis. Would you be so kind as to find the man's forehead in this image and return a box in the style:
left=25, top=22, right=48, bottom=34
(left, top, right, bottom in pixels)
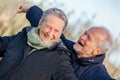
left=88, top=27, right=103, bottom=34
left=88, top=27, right=107, bottom=40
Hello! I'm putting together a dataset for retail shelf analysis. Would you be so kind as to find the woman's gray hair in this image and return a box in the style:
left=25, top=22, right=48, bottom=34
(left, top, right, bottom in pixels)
left=39, top=7, right=68, bottom=31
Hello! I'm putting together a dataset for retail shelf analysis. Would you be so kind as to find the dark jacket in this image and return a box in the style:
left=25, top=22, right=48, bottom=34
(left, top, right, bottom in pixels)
left=26, top=6, right=115, bottom=80
left=72, top=54, right=115, bottom=80
left=0, top=27, right=78, bottom=80
left=0, top=30, right=26, bottom=79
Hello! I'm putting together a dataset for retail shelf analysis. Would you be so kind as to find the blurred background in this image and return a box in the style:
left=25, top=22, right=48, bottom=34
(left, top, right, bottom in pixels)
left=0, top=0, right=120, bottom=79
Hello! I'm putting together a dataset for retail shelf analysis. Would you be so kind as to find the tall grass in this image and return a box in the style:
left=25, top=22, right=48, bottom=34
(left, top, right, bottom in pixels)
left=0, top=0, right=30, bottom=36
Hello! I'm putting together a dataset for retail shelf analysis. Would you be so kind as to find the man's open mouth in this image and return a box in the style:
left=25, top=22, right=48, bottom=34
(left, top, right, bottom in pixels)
left=78, top=40, right=85, bottom=47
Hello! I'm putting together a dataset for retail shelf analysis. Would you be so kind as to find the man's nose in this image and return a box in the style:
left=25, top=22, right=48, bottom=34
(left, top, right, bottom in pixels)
left=80, top=35, right=87, bottom=41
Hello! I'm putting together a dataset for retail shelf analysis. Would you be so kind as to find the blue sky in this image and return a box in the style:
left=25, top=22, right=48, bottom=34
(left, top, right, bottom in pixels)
left=63, top=0, right=120, bottom=39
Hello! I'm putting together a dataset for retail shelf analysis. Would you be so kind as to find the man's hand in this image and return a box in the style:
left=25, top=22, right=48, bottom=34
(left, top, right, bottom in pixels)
left=17, top=4, right=33, bottom=13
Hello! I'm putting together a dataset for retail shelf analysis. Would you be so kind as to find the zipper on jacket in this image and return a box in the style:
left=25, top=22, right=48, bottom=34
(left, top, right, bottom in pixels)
left=10, top=46, right=33, bottom=79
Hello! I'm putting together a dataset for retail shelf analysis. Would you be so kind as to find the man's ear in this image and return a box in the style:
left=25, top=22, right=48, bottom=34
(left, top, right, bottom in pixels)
left=92, top=48, right=103, bottom=56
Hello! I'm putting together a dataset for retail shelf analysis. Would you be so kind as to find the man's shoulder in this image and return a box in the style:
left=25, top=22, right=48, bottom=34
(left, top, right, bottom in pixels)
left=90, top=64, right=114, bottom=80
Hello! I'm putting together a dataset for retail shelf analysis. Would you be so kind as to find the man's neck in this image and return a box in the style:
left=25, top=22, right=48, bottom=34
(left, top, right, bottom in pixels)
left=77, top=53, right=96, bottom=58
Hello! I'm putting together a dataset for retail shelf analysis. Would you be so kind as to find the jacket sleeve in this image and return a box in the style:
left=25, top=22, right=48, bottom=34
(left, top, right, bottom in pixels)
left=87, top=64, right=115, bottom=80
left=0, top=31, right=24, bottom=79
left=53, top=52, right=78, bottom=80
left=60, top=34, right=75, bottom=50
left=26, top=5, right=43, bottom=27
left=91, top=65, right=115, bottom=80
left=93, top=73, right=115, bottom=80
left=0, top=35, right=16, bottom=57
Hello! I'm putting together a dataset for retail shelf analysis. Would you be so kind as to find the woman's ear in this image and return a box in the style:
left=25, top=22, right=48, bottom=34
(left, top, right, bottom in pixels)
left=38, top=23, right=42, bottom=29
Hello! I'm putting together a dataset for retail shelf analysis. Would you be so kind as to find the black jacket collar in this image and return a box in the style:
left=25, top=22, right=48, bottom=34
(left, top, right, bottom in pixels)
left=74, top=54, right=105, bottom=66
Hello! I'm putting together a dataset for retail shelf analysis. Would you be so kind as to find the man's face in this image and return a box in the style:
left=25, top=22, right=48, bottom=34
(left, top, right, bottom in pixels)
left=39, top=15, right=65, bottom=43
left=74, top=28, right=101, bottom=58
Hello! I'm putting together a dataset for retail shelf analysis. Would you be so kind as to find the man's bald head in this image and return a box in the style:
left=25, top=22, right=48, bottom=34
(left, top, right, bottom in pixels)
left=89, top=27, right=112, bottom=53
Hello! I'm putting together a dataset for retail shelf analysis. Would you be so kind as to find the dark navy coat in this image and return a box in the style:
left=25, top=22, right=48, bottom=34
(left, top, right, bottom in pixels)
left=0, top=27, right=78, bottom=80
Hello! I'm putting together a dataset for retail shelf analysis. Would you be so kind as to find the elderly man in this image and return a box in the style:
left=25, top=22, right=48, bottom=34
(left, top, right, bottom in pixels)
left=0, top=7, right=78, bottom=80
left=19, top=4, right=115, bottom=80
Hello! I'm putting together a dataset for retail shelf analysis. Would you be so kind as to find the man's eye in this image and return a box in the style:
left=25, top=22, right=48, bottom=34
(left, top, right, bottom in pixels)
left=55, top=30, right=59, bottom=33
left=87, top=35, right=91, bottom=40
